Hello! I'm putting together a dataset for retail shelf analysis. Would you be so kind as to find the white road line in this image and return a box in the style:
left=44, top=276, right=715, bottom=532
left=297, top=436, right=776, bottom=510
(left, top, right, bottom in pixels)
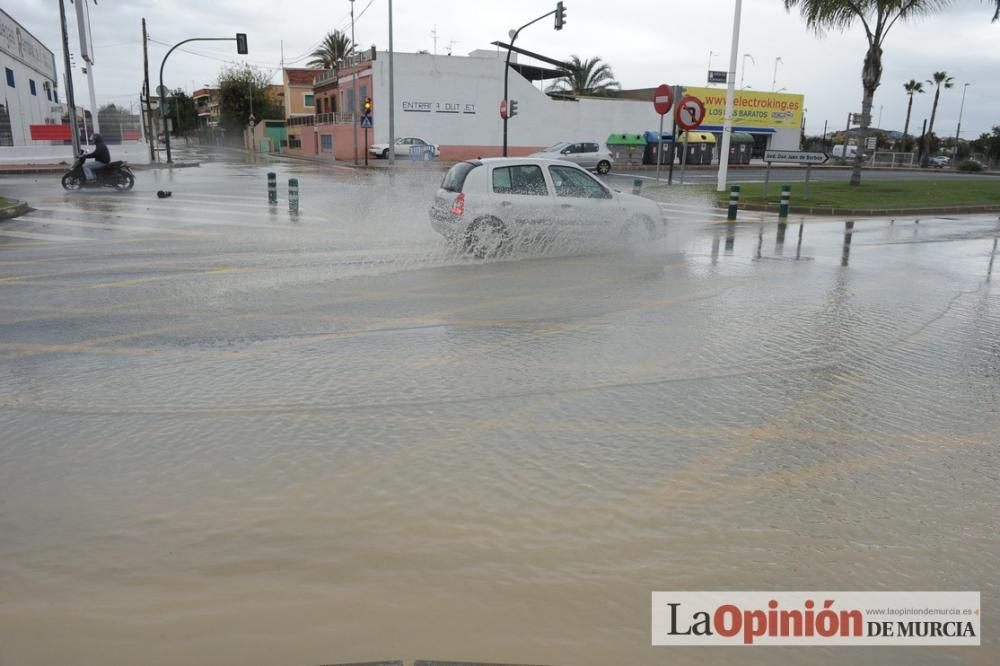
left=34, top=206, right=311, bottom=231
left=17, top=215, right=220, bottom=238
left=0, top=229, right=92, bottom=243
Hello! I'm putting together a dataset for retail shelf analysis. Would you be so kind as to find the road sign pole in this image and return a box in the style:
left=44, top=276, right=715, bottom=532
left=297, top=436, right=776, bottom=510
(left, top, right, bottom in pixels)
left=667, top=85, right=681, bottom=185
left=763, top=161, right=771, bottom=199
left=364, top=126, right=369, bottom=166
left=655, top=113, right=664, bottom=183
left=679, top=131, right=689, bottom=184
left=805, top=164, right=811, bottom=198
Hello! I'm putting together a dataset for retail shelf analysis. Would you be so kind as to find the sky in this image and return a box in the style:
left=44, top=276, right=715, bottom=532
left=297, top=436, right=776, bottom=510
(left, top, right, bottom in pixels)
left=8, top=0, right=1000, bottom=139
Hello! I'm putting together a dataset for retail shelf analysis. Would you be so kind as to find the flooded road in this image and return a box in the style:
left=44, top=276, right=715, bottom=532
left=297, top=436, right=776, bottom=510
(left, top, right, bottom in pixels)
left=1, top=152, right=998, bottom=665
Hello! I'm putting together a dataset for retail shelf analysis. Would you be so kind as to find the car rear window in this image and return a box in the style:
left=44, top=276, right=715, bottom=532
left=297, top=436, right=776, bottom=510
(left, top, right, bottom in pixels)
left=441, top=161, right=479, bottom=193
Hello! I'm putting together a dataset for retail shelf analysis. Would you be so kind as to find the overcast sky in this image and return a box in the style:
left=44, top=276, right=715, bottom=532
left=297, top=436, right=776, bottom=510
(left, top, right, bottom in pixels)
left=9, top=0, right=1000, bottom=138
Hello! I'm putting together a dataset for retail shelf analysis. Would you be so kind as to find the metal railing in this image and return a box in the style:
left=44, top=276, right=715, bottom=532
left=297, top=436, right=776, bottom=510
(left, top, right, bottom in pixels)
left=286, top=112, right=356, bottom=127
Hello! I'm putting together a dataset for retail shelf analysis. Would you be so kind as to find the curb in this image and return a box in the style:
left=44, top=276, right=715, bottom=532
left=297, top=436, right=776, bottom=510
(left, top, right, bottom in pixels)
left=723, top=202, right=1000, bottom=217
left=0, top=199, right=31, bottom=220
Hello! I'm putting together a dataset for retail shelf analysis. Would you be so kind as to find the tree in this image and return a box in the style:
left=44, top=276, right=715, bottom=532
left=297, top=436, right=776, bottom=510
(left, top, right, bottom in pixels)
left=902, top=79, right=924, bottom=152
left=216, top=64, right=282, bottom=133
left=923, top=71, right=954, bottom=162
left=307, top=30, right=353, bottom=69
left=166, top=89, right=198, bottom=137
left=783, top=1, right=969, bottom=185
left=546, top=55, right=620, bottom=97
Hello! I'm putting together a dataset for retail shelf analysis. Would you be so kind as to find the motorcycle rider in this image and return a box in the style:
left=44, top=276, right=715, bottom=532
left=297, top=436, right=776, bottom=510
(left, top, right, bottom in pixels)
left=81, top=133, right=111, bottom=181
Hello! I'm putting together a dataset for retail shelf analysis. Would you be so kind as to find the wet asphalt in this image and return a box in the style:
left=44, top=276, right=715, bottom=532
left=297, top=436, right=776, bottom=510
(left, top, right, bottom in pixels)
left=1, top=147, right=998, bottom=666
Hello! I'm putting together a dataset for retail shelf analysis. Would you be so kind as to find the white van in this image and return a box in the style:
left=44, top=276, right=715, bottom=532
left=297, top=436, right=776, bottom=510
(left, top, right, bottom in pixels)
left=831, top=144, right=860, bottom=159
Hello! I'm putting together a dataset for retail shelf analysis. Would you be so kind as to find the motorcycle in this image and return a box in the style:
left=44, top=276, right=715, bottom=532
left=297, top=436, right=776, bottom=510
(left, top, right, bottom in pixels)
left=61, top=153, right=135, bottom=192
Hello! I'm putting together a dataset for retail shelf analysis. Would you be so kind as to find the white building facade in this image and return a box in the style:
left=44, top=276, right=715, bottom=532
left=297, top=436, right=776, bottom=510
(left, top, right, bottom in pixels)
left=369, top=50, right=803, bottom=160
left=0, top=9, right=60, bottom=146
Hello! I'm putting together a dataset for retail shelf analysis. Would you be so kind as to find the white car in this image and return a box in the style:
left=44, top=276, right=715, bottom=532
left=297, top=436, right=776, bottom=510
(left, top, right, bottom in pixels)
left=929, top=155, right=951, bottom=168
left=369, top=136, right=440, bottom=159
left=429, top=157, right=665, bottom=258
left=530, top=141, right=615, bottom=174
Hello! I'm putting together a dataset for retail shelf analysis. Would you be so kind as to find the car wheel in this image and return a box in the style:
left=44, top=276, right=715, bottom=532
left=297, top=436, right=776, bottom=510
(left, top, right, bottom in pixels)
left=465, top=217, right=509, bottom=259
left=382, top=148, right=390, bottom=159
left=622, top=214, right=657, bottom=241
left=61, top=172, right=83, bottom=191
left=596, top=160, right=611, bottom=175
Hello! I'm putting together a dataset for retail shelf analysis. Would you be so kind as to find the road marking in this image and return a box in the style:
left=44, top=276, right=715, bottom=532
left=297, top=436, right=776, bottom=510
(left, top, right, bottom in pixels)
left=14, top=215, right=220, bottom=238
left=0, top=229, right=92, bottom=243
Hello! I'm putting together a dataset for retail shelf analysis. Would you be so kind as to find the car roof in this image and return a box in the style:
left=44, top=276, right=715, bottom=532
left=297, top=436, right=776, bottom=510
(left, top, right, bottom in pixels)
left=471, top=157, right=586, bottom=167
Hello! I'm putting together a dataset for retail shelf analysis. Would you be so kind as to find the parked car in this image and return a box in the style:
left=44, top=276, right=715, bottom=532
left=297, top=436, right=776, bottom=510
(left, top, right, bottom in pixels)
left=369, top=136, right=440, bottom=159
left=529, top=141, right=614, bottom=174
left=429, top=157, right=665, bottom=258
left=929, top=155, right=951, bottom=168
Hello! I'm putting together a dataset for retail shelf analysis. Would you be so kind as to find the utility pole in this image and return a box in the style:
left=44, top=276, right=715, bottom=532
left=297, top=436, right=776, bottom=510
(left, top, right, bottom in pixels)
left=142, top=18, right=154, bottom=161
left=58, top=0, right=81, bottom=156
left=388, top=0, right=396, bottom=165
left=351, top=0, right=359, bottom=165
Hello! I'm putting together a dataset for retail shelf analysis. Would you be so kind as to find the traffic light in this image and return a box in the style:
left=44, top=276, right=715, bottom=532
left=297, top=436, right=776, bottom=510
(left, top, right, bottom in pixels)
left=363, top=97, right=372, bottom=113
left=509, top=99, right=518, bottom=118
left=236, top=33, right=248, bottom=54
left=554, top=1, right=566, bottom=30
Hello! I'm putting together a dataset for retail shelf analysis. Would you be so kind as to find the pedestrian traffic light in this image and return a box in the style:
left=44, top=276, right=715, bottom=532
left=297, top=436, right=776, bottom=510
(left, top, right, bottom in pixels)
left=509, top=99, right=518, bottom=118
left=554, top=1, right=566, bottom=30
left=236, top=33, right=248, bottom=54
left=363, top=97, right=372, bottom=113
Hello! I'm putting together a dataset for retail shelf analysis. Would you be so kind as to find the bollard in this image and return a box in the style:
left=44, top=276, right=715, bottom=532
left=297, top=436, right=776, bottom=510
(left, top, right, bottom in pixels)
left=288, top=178, right=299, bottom=214
left=267, top=172, right=277, bottom=204
left=779, top=185, right=791, bottom=219
left=632, top=179, right=643, bottom=196
left=727, top=185, right=740, bottom=221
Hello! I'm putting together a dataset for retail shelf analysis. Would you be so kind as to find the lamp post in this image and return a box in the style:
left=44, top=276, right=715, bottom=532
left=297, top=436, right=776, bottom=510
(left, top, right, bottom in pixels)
left=717, top=0, right=743, bottom=193
left=771, top=56, right=782, bottom=91
left=350, top=0, right=359, bottom=165
left=388, top=0, right=395, bottom=165
left=953, top=82, right=970, bottom=160
left=707, top=50, right=717, bottom=84
left=739, top=52, right=754, bottom=89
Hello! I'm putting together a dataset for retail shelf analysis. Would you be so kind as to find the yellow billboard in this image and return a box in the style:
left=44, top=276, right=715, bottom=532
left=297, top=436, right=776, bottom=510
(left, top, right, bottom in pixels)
left=684, top=87, right=804, bottom=130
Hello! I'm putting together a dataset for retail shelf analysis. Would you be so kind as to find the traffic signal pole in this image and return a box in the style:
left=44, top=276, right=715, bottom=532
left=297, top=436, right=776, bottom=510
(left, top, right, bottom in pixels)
left=158, top=35, right=244, bottom=163
left=502, top=3, right=564, bottom=157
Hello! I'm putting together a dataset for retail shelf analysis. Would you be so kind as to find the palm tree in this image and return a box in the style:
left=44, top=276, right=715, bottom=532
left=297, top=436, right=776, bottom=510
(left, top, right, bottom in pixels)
left=307, top=30, right=353, bottom=69
left=783, top=1, right=957, bottom=186
left=546, top=56, right=621, bottom=97
left=902, top=79, right=925, bottom=151
left=924, top=71, right=954, bottom=161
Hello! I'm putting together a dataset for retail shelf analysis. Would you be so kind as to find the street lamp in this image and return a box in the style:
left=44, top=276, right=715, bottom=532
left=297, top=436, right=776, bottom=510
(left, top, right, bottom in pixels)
left=953, top=82, right=970, bottom=160
left=707, top=50, right=717, bottom=83
left=717, top=0, right=743, bottom=193
left=771, top=56, right=782, bottom=91
left=740, top=53, right=755, bottom=89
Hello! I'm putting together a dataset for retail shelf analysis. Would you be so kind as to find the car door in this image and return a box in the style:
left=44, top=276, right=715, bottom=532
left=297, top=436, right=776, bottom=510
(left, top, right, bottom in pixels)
left=576, top=142, right=599, bottom=169
left=548, top=164, right=618, bottom=234
left=489, top=163, right=556, bottom=233
left=394, top=137, right=412, bottom=157
left=563, top=143, right=584, bottom=166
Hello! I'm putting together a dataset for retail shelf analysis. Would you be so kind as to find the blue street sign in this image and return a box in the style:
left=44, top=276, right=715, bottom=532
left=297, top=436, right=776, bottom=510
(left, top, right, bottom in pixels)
left=360, top=114, right=373, bottom=128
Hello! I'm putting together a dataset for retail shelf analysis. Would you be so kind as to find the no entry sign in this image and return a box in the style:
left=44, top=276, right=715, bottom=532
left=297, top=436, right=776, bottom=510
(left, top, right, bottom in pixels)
left=675, top=95, right=706, bottom=131
left=653, top=84, right=673, bottom=115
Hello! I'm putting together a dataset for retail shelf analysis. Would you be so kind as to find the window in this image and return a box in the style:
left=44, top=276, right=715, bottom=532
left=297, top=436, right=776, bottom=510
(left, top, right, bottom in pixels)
left=441, top=162, right=479, bottom=193
left=584, top=143, right=599, bottom=153
left=304, top=94, right=315, bottom=107
left=5, top=68, right=14, bottom=88
left=492, top=165, right=548, bottom=196
left=360, top=85, right=367, bottom=104
left=45, top=83, right=51, bottom=101
left=29, top=79, right=36, bottom=96
left=54, top=90, right=59, bottom=103
left=345, top=89, right=355, bottom=113
left=549, top=165, right=611, bottom=199
left=320, top=134, right=332, bottom=152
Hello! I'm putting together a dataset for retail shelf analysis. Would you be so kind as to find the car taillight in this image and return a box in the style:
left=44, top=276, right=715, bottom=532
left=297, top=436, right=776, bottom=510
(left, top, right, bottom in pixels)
left=451, top=193, right=465, bottom=217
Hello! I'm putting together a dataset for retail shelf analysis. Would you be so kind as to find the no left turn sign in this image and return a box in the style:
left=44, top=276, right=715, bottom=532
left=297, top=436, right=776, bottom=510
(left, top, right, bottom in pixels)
left=675, top=95, right=706, bottom=131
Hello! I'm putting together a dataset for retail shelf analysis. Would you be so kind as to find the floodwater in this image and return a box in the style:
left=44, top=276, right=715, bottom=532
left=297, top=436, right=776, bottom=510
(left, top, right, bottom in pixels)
left=1, top=151, right=998, bottom=665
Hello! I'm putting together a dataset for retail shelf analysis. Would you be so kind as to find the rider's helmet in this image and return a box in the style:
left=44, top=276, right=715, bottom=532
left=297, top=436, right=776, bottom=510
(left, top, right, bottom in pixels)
left=92, top=133, right=104, bottom=144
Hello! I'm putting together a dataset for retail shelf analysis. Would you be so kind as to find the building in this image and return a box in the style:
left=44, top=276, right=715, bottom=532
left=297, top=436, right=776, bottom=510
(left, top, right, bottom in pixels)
left=263, top=47, right=804, bottom=162
left=282, top=67, right=322, bottom=118
left=193, top=87, right=221, bottom=127
left=0, top=9, right=60, bottom=146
